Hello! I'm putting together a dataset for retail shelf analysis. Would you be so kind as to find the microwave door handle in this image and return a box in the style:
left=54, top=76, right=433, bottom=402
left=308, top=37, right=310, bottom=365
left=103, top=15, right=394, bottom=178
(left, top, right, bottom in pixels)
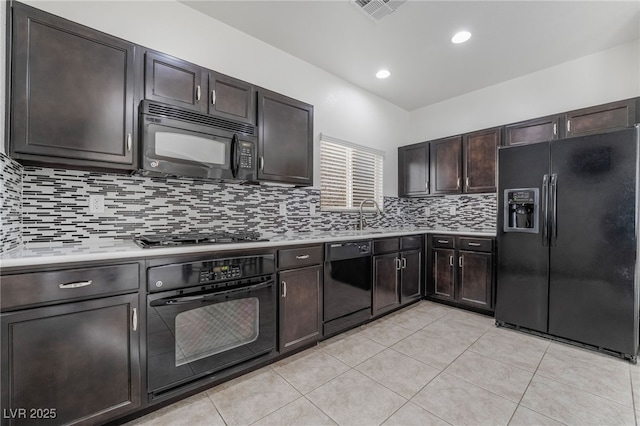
left=231, top=134, right=240, bottom=178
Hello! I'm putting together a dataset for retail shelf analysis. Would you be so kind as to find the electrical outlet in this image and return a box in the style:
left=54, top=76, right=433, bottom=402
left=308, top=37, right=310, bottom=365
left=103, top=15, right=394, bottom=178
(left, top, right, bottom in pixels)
left=449, top=206, right=456, bottom=215
left=89, top=194, right=104, bottom=213
left=309, top=203, right=316, bottom=216
left=279, top=202, right=287, bottom=216
left=423, top=207, right=430, bottom=216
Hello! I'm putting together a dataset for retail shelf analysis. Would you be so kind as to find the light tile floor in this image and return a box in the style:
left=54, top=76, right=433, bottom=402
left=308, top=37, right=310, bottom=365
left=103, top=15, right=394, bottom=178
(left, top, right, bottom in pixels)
left=128, top=301, right=640, bottom=426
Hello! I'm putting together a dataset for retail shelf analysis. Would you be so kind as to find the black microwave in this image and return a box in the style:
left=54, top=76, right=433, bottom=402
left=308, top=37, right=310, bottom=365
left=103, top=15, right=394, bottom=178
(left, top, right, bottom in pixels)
left=139, top=101, right=257, bottom=181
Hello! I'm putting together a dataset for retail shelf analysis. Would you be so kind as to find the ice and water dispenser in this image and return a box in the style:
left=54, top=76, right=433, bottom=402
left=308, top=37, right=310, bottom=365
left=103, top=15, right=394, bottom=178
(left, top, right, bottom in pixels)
left=503, top=188, right=539, bottom=233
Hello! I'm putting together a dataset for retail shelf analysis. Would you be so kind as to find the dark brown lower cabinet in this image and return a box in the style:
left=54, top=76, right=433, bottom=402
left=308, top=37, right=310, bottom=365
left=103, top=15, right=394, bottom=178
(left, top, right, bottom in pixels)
left=373, top=240, right=422, bottom=317
left=278, top=265, right=322, bottom=352
left=1, top=294, right=141, bottom=426
left=428, top=235, right=495, bottom=313
left=373, top=253, right=400, bottom=315
left=432, top=248, right=455, bottom=301
left=458, top=250, right=493, bottom=310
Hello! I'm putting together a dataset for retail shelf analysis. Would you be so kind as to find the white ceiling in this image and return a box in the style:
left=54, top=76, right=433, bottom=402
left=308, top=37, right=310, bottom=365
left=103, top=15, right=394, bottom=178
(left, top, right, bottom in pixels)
left=180, top=1, right=640, bottom=112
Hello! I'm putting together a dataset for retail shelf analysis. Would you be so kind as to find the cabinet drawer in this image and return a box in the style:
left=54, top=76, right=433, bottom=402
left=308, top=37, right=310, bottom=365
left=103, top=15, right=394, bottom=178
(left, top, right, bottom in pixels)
left=431, top=235, right=455, bottom=249
left=278, top=245, right=323, bottom=269
left=373, top=238, right=400, bottom=255
left=1, top=263, right=140, bottom=310
left=458, top=237, right=493, bottom=253
left=401, top=235, right=422, bottom=250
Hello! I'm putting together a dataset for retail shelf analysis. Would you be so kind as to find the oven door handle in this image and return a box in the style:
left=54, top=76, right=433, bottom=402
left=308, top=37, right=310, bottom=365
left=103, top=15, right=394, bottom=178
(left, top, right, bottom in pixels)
left=152, top=279, right=274, bottom=306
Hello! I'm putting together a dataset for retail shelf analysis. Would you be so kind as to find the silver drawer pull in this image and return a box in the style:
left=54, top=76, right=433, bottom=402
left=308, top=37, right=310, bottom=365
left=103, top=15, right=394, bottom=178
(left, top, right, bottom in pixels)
left=295, top=254, right=310, bottom=260
left=437, top=240, right=449, bottom=244
left=132, top=308, right=138, bottom=331
left=59, top=280, right=93, bottom=289
left=467, top=242, right=482, bottom=247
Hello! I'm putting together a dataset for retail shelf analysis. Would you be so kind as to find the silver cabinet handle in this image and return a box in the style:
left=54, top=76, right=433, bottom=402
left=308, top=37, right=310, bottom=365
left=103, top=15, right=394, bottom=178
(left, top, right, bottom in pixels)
left=425, top=181, right=429, bottom=189
left=449, top=255, right=454, bottom=267
left=282, top=281, right=287, bottom=298
left=132, top=308, right=138, bottom=331
left=466, top=177, right=470, bottom=189
left=259, top=156, right=265, bottom=170
left=126, top=134, right=132, bottom=152
left=437, top=240, right=449, bottom=244
left=211, top=90, right=216, bottom=105
left=553, top=123, right=557, bottom=136
left=296, top=254, right=310, bottom=260
left=567, top=119, right=571, bottom=133
left=459, top=256, right=463, bottom=268
left=395, top=258, right=401, bottom=271
left=467, top=242, right=481, bottom=247
left=401, top=257, right=407, bottom=269
left=457, top=177, right=461, bottom=189
left=196, top=85, right=201, bottom=101
left=59, top=280, right=92, bottom=289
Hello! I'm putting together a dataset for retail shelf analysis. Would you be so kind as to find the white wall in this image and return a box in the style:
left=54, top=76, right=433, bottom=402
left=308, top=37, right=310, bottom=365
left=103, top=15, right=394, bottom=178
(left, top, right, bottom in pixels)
left=14, top=0, right=408, bottom=196
left=408, top=39, right=640, bottom=143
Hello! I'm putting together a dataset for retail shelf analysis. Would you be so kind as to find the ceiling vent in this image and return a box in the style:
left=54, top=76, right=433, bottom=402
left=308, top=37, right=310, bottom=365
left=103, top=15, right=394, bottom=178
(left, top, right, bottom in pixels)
left=351, top=0, right=407, bottom=23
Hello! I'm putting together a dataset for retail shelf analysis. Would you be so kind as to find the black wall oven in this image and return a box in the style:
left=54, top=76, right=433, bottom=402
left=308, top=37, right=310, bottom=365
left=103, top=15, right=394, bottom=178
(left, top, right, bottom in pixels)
left=140, top=100, right=257, bottom=181
left=146, top=254, right=276, bottom=398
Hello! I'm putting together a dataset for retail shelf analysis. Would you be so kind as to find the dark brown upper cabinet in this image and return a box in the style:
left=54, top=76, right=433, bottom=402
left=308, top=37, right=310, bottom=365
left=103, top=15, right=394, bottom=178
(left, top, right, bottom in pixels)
left=144, top=51, right=256, bottom=126
left=398, top=142, right=430, bottom=197
left=209, top=72, right=256, bottom=125
left=144, top=51, right=207, bottom=113
left=430, top=135, right=463, bottom=194
left=504, top=114, right=562, bottom=146
left=463, top=127, right=500, bottom=193
left=9, top=2, right=136, bottom=171
left=565, top=98, right=637, bottom=138
left=257, top=89, right=314, bottom=186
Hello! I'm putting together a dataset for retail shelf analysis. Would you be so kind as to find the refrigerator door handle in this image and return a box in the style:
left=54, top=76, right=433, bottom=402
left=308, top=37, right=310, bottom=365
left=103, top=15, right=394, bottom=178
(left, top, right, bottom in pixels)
left=550, top=174, right=558, bottom=246
left=542, top=174, right=549, bottom=246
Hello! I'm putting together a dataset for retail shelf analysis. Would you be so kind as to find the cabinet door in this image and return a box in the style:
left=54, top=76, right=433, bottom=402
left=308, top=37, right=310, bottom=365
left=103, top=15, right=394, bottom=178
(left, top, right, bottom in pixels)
left=373, top=253, right=400, bottom=315
left=505, top=115, right=562, bottom=146
left=566, top=98, right=637, bottom=137
left=400, top=250, right=421, bottom=303
left=1, top=294, right=141, bottom=426
left=279, top=266, right=322, bottom=352
left=257, top=90, right=313, bottom=185
left=432, top=248, right=455, bottom=301
left=10, top=3, right=135, bottom=169
left=145, top=51, right=207, bottom=113
left=398, top=143, right=429, bottom=197
left=458, top=251, right=493, bottom=309
left=209, top=72, right=255, bottom=125
left=430, top=136, right=462, bottom=194
left=464, top=127, right=500, bottom=193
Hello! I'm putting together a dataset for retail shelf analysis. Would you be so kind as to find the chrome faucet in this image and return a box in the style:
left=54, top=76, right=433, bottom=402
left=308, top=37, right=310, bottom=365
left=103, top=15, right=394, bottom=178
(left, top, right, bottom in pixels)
left=358, top=198, right=382, bottom=230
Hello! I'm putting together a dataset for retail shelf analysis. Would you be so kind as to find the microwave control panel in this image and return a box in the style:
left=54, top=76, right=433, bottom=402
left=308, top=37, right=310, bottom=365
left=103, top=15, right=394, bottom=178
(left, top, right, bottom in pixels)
left=239, top=142, right=254, bottom=169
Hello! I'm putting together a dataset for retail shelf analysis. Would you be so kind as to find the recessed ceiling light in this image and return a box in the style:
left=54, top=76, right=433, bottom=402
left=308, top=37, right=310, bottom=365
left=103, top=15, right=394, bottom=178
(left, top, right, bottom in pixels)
left=376, top=69, right=391, bottom=79
left=451, top=31, right=472, bottom=44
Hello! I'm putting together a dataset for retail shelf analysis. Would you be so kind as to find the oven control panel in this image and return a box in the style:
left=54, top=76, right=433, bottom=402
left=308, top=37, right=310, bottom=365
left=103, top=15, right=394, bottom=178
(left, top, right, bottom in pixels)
left=199, top=265, right=241, bottom=283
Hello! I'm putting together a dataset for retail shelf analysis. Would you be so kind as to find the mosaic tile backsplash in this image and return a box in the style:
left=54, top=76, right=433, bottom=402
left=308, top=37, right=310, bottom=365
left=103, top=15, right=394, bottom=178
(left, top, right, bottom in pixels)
left=2, top=165, right=496, bottom=248
left=0, top=153, right=22, bottom=252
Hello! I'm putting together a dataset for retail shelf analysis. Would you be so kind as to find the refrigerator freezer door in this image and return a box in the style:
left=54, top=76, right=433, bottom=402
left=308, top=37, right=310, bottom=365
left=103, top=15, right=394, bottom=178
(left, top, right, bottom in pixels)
left=548, top=128, right=638, bottom=356
left=496, top=142, right=551, bottom=332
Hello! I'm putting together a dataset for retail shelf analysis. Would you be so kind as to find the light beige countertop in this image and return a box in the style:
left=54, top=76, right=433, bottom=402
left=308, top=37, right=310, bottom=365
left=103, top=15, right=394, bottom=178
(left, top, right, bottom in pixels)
left=0, top=228, right=496, bottom=270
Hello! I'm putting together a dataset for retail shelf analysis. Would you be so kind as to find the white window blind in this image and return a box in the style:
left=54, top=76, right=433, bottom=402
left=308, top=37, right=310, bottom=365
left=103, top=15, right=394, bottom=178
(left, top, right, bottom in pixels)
left=320, top=134, right=384, bottom=211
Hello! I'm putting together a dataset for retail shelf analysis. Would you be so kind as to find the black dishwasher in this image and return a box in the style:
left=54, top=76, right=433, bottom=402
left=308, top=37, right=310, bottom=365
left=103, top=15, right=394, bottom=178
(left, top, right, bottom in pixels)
left=323, top=241, right=372, bottom=337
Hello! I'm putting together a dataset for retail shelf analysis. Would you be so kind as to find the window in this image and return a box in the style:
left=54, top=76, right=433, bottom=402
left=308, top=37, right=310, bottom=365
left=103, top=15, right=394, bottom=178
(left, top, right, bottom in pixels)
left=320, top=134, right=384, bottom=211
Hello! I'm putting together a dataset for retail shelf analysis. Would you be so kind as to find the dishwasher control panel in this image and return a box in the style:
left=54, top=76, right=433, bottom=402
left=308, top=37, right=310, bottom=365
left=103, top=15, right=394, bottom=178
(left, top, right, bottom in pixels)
left=326, top=241, right=372, bottom=261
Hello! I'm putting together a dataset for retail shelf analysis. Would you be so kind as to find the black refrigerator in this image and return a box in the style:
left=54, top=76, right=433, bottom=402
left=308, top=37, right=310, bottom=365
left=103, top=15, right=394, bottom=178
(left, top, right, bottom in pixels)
left=496, top=126, right=639, bottom=360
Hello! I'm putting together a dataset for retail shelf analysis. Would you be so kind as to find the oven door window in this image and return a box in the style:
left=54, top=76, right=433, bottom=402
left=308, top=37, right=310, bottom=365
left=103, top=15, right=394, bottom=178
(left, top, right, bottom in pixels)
left=151, top=124, right=230, bottom=167
left=175, top=297, right=259, bottom=366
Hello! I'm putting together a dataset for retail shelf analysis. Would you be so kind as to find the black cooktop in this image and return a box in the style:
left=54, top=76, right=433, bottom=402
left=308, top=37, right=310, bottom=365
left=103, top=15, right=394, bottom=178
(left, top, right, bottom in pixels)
left=134, top=231, right=268, bottom=249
